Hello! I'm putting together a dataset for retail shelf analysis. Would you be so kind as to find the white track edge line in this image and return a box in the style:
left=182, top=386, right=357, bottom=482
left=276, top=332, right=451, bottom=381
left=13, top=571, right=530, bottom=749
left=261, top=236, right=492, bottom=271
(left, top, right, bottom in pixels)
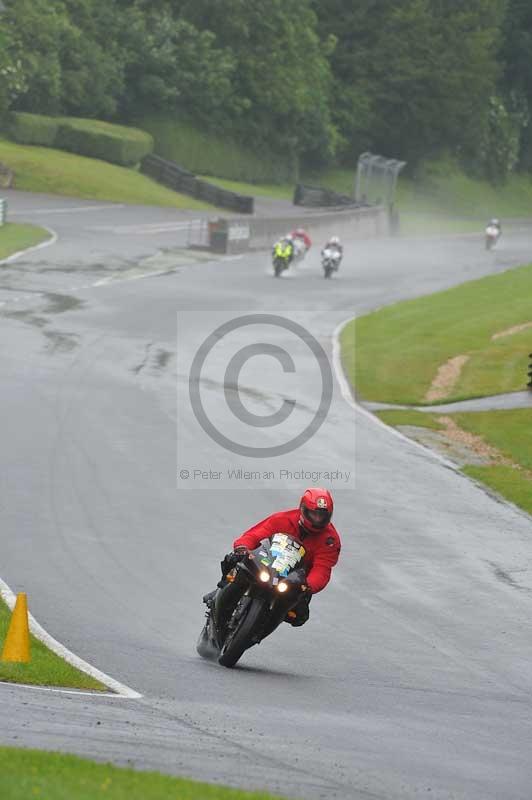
left=331, top=317, right=458, bottom=471
left=0, top=577, right=142, bottom=699
left=0, top=682, right=121, bottom=698
left=10, top=204, right=125, bottom=216
left=0, top=226, right=58, bottom=265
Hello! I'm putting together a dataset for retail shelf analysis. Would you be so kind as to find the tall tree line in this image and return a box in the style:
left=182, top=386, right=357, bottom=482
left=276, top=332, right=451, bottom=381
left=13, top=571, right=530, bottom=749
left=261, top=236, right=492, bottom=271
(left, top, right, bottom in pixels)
left=0, top=0, right=531, bottom=180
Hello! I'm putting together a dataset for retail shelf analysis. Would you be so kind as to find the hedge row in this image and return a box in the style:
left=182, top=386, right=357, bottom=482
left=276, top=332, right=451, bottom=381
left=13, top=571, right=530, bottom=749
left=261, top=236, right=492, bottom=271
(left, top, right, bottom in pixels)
left=8, top=113, right=153, bottom=167
left=9, top=112, right=59, bottom=146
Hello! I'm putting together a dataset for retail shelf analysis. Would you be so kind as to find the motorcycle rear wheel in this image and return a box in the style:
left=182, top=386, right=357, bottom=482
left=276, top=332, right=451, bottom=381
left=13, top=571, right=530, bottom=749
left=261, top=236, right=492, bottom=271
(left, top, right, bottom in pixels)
left=218, top=596, right=265, bottom=668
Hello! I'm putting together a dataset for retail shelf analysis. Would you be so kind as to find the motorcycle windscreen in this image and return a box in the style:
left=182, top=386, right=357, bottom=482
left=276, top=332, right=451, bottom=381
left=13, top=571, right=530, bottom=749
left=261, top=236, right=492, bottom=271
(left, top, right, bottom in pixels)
left=269, top=533, right=305, bottom=577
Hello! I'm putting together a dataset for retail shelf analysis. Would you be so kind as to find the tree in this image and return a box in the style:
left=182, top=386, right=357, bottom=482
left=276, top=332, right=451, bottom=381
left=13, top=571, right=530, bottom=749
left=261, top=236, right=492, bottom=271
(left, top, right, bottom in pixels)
left=4, top=0, right=67, bottom=114
left=58, top=0, right=126, bottom=118
left=315, top=0, right=505, bottom=170
left=500, top=0, right=532, bottom=170
left=179, top=0, right=337, bottom=165
left=118, top=5, right=238, bottom=127
left=0, top=22, right=26, bottom=119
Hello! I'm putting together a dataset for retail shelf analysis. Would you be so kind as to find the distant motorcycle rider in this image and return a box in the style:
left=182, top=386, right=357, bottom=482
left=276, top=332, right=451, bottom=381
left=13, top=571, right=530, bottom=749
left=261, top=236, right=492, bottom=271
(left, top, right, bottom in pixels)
left=487, top=218, right=501, bottom=235
left=272, top=234, right=295, bottom=264
left=290, top=228, right=312, bottom=252
left=203, top=488, right=341, bottom=627
left=485, top=218, right=501, bottom=251
left=322, top=235, right=343, bottom=257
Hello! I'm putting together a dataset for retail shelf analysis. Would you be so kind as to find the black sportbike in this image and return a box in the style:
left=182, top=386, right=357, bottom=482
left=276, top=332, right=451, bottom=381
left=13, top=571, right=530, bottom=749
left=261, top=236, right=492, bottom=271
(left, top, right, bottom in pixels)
left=197, top=533, right=308, bottom=668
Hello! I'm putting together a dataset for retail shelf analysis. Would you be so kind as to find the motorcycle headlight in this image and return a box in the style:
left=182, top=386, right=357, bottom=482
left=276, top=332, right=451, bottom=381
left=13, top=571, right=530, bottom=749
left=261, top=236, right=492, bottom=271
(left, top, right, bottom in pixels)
left=259, top=570, right=270, bottom=583
left=277, top=581, right=289, bottom=593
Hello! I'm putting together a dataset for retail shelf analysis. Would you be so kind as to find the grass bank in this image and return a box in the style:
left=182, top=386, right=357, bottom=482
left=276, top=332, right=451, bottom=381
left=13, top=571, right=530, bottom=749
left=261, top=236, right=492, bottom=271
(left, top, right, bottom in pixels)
left=397, top=159, right=532, bottom=220
left=0, top=598, right=106, bottom=691
left=375, top=408, right=532, bottom=516
left=343, top=261, right=532, bottom=516
left=455, top=408, right=532, bottom=514
left=0, top=746, right=287, bottom=800
left=0, top=139, right=213, bottom=209
left=342, top=262, right=532, bottom=405
left=0, top=223, right=51, bottom=261
left=132, top=115, right=293, bottom=184
left=200, top=175, right=294, bottom=200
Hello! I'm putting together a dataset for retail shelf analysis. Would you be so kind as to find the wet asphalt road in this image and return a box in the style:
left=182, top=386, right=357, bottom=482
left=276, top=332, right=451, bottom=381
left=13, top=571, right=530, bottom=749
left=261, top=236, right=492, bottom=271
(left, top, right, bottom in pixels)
left=1, top=191, right=532, bottom=799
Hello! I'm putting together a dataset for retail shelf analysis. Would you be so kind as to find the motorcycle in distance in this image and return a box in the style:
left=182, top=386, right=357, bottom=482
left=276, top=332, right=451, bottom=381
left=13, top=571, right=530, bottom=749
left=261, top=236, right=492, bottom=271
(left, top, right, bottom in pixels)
left=197, top=533, right=308, bottom=668
left=272, top=237, right=294, bottom=277
left=485, top=223, right=500, bottom=251
left=321, top=247, right=342, bottom=278
left=273, top=250, right=292, bottom=277
left=291, top=237, right=308, bottom=264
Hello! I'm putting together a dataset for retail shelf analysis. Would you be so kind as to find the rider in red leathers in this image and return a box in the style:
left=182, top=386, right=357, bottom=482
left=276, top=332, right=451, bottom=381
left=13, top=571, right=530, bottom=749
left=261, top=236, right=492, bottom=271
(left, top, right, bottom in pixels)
left=204, top=488, right=341, bottom=627
left=290, top=227, right=312, bottom=252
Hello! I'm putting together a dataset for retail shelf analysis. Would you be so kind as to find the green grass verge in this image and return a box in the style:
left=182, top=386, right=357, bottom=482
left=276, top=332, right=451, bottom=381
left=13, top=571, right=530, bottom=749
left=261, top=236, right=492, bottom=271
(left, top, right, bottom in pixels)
left=199, top=175, right=294, bottom=200
left=132, top=115, right=293, bottom=183
left=462, top=465, right=532, bottom=515
left=396, top=159, right=532, bottom=220
left=0, top=223, right=50, bottom=260
left=453, top=409, right=532, bottom=471
left=375, top=409, right=445, bottom=430
left=0, top=139, right=213, bottom=209
left=396, top=214, right=483, bottom=236
left=375, top=401, right=532, bottom=518
left=395, top=159, right=532, bottom=235
left=346, top=262, right=532, bottom=404
left=0, top=747, right=287, bottom=800
left=0, top=598, right=106, bottom=691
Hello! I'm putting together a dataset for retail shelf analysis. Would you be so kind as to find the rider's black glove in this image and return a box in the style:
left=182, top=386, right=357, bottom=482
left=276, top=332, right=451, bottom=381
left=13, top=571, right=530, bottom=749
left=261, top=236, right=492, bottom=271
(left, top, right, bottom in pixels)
left=221, top=546, right=249, bottom=575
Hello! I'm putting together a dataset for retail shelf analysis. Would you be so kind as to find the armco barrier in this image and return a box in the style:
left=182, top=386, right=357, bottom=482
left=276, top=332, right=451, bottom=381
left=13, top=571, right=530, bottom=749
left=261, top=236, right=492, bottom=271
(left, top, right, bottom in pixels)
left=246, top=205, right=389, bottom=250
left=0, top=198, right=6, bottom=226
left=528, top=353, right=532, bottom=389
left=208, top=218, right=251, bottom=254
left=141, top=154, right=254, bottom=214
left=191, top=204, right=389, bottom=254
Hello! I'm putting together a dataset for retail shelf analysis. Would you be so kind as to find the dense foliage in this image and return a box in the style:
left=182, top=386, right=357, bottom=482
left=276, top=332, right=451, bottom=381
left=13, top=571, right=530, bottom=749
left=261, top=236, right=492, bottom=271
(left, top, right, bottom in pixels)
left=0, top=0, right=531, bottom=179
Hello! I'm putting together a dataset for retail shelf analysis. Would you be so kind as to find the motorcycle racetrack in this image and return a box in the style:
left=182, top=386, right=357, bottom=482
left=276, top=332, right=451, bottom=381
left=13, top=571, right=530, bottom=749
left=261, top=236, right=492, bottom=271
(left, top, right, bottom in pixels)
left=2, top=189, right=532, bottom=800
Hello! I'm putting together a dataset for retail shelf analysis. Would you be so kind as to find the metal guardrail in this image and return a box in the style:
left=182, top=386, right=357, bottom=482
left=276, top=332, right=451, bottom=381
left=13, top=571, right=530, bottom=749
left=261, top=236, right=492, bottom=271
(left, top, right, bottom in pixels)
left=355, top=152, right=406, bottom=207
left=142, top=154, right=254, bottom=214
left=0, top=198, right=6, bottom=226
left=528, top=353, right=532, bottom=389
left=246, top=205, right=388, bottom=250
left=188, top=205, right=389, bottom=254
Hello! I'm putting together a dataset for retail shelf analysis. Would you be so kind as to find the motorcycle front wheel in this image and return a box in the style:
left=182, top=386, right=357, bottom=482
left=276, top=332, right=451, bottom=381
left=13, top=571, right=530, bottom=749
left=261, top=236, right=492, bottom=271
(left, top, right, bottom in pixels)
left=273, top=258, right=286, bottom=277
left=218, top=596, right=265, bottom=668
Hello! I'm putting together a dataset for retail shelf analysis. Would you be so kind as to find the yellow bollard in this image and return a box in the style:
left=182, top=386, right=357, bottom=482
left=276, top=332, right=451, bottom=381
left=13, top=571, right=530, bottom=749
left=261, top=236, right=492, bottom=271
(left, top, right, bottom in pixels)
left=1, top=592, right=31, bottom=663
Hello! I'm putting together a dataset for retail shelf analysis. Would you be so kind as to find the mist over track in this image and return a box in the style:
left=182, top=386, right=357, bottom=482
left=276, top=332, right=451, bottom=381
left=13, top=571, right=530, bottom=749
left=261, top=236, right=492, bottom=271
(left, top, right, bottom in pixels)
left=2, top=191, right=532, bottom=799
